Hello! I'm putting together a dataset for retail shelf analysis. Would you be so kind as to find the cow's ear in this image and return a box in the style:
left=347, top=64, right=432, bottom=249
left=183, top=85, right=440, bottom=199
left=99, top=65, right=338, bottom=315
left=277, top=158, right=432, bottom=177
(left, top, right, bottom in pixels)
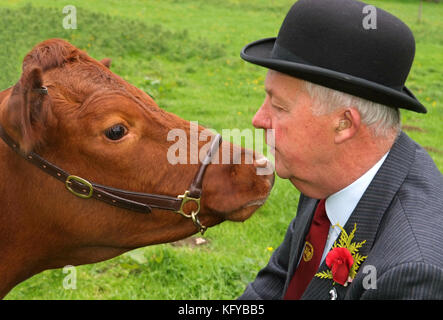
left=100, top=58, right=112, bottom=69
left=3, top=67, right=55, bottom=153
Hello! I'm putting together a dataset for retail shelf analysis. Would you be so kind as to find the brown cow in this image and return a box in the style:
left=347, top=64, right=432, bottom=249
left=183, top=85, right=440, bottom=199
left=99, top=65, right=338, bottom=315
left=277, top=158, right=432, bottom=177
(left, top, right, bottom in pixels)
left=0, top=39, right=274, bottom=298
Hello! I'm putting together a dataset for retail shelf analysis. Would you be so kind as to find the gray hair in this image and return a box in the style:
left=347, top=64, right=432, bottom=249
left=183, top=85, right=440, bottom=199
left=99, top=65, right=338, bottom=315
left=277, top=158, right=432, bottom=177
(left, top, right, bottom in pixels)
left=303, top=81, right=401, bottom=137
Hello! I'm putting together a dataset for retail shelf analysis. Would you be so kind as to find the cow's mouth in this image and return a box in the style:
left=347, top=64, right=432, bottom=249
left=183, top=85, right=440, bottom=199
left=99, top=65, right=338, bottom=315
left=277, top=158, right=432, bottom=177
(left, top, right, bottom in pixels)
left=226, top=168, right=275, bottom=221
left=225, top=198, right=269, bottom=222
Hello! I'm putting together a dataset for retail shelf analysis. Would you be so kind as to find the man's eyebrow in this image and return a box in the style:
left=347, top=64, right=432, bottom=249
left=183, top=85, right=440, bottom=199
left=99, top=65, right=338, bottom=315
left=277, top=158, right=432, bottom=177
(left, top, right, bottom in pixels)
left=265, top=87, right=292, bottom=105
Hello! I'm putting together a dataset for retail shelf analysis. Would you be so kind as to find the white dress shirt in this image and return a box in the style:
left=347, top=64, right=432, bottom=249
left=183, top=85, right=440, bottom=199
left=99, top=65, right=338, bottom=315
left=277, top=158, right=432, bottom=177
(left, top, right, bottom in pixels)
left=320, top=152, right=389, bottom=264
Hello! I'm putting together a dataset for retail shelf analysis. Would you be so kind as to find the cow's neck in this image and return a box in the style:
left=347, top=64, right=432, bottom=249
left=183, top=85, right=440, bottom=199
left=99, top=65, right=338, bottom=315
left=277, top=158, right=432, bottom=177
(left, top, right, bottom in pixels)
left=0, top=246, right=46, bottom=299
left=0, top=138, right=52, bottom=298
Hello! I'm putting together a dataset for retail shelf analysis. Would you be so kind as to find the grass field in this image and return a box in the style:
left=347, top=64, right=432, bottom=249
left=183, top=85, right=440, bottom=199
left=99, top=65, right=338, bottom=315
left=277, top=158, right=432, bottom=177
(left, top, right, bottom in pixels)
left=1, top=0, right=442, bottom=299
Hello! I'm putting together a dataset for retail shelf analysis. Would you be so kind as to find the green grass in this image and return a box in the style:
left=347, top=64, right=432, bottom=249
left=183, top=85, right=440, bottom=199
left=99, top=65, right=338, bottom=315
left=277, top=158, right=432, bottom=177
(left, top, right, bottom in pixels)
left=1, top=0, right=442, bottom=299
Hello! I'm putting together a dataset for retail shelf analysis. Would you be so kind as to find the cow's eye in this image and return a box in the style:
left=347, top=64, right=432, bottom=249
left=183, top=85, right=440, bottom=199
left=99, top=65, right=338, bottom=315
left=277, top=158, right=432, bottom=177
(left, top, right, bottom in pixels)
left=105, top=124, right=127, bottom=141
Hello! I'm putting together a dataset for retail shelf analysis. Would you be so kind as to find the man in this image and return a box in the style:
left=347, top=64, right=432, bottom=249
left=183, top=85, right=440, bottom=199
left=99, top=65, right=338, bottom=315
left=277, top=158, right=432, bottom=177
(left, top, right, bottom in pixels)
left=239, top=0, right=443, bottom=299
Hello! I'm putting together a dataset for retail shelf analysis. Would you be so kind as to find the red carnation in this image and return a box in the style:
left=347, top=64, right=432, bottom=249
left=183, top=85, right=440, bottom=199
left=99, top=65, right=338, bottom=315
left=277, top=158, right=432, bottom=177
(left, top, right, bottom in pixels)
left=325, top=247, right=354, bottom=285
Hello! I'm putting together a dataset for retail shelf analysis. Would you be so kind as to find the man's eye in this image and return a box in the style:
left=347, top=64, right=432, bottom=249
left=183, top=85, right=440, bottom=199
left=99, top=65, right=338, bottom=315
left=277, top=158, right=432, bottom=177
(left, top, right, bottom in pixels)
left=272, top=104, right=285, bottom=111
left=104, top=124, right=128, bottom=141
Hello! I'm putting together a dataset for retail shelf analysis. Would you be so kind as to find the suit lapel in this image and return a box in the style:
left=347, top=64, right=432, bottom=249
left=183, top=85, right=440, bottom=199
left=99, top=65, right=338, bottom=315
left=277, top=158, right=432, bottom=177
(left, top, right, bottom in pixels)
left=282, top=195, right=318, bottom=295
left=301, top=132, right=417, bottom=299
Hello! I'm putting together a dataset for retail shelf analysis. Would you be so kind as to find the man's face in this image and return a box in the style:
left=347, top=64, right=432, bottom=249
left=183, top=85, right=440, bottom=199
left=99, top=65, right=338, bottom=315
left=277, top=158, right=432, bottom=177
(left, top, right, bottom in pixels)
left=252, top=70, right=336, bottom=196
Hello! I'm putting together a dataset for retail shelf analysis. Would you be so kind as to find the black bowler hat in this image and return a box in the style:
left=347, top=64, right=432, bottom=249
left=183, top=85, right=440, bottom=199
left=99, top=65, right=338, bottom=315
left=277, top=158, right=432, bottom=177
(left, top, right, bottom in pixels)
left=241, top=0, right=427, bottom=113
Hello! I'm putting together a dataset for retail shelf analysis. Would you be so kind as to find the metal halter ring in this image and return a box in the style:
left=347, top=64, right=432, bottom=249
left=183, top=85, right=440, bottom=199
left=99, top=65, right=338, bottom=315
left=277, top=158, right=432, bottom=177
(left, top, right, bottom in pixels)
left=191, top=211, right=207, bottom=235
left=176, top=190, right=206, bottom=235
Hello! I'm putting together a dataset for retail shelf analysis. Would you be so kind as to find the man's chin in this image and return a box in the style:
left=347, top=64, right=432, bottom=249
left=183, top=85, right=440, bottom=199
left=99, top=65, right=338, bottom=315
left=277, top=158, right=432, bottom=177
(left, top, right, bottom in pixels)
left=275, top=172, right=288, bottom=180
left=275, top=168, right=318, bottom=198
left=274, top=166, right=291, bottom=180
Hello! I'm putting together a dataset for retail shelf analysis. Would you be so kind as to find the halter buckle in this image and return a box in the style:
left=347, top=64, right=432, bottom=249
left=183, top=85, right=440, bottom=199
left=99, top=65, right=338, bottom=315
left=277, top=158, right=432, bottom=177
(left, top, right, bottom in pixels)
left=65, top=175, right=93, bottom=199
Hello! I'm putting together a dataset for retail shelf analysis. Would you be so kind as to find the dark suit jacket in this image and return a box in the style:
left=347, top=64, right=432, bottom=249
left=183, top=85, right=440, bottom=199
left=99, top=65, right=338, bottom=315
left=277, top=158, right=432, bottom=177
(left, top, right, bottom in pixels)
left=239, top=132, right=443, bottom=299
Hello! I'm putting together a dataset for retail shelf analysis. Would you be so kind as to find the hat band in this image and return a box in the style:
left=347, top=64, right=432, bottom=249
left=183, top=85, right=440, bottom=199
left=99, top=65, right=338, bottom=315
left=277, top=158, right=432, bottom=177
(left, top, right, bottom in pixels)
left=271, top=42, right=312, bottom=66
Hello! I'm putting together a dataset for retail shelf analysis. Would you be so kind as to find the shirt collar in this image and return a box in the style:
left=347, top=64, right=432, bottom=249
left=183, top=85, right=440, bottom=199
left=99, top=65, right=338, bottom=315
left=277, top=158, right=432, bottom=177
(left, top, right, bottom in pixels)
left=325, top=152, right=389, bottom=229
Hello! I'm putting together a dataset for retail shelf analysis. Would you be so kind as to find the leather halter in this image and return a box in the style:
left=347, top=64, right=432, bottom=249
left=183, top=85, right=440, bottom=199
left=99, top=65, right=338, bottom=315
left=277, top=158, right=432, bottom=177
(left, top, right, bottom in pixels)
left=0, top=122, right=222, bottom=235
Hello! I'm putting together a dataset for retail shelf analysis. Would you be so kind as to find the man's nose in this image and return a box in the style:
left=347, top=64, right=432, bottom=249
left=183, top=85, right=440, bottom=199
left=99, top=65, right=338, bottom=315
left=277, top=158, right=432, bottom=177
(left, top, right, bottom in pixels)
left=252, top=99, right=271, bottom=129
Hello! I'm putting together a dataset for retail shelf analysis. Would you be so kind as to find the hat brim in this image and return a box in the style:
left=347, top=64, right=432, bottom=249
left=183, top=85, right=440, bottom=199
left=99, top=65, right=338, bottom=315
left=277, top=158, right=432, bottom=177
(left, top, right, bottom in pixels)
left=241, top=38, right=427, bottom=113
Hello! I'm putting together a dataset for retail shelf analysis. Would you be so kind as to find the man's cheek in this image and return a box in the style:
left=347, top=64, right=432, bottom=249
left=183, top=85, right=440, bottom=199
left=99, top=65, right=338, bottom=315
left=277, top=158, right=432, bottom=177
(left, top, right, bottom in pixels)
left=271, top=127, right=286, bottom=148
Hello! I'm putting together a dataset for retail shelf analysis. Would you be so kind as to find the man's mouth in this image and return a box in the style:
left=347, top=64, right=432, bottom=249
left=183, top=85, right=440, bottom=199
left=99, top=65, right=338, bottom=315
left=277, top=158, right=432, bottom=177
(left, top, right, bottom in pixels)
left=264, top=130, right=276, bottom=155
left=266, top=143, right=276, bottom=156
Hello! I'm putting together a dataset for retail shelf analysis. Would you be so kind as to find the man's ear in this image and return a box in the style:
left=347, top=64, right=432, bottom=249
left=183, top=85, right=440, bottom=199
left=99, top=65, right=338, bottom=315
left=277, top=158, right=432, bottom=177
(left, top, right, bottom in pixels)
left=100, top=58, right=112, bottom=69
left=334, top=109, right=360, bottom=144
left=3, top=66, right=55, bottom=153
